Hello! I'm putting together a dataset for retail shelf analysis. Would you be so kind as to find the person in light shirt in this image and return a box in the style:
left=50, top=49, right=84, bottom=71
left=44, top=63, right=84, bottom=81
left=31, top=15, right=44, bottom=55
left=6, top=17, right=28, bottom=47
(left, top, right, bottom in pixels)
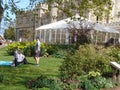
left=11, top=49, right=28, bottom=67
left=15, top=50, right=28, bottom=67
left=17, top=52, right=25, bottom=62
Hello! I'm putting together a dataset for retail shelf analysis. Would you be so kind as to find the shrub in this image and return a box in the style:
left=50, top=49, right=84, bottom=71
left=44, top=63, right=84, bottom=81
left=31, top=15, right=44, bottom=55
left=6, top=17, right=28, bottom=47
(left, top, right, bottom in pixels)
left=6, top=42, right=31, bottom=56
left=46, top=45, right=59, bottom=55
left=26, top=75, right=62, bottom=90
left=46, top=44, right=76, bottom=55
left=52, top=50, right=67, bottom=59
left=6, top=42, right=78, bottom=57
left=78, top=75, right=116, bottom=90
left=59, top=44, right=116, bottom=82
left=109, top=46, right=120, bottom=62
left=6, top=42, right=48, bottom=57
left=23, top=44, right=35, bottom=57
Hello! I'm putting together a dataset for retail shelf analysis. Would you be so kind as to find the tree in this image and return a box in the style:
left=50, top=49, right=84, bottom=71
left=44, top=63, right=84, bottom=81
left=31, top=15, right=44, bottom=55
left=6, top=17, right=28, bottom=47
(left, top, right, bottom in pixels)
left=4, top=27, right=15, bottom=40
left=45, top=0, right=112, bottom=20
left=0, top=0, right=3, bottom=22
left=0, top=0, right=20, bottom=21
left=0, top=0, right=113, bottom=22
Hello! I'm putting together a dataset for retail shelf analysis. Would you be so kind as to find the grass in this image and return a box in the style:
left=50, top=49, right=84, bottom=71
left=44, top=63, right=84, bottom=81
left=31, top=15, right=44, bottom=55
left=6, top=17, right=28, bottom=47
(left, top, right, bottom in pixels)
left=0, top=47, right=63, bottom=90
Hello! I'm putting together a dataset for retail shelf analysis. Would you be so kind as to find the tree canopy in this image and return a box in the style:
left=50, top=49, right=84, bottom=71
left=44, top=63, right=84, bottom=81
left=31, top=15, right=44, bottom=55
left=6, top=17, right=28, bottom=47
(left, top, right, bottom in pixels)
left=0, top=0, right=3, bottom=22
left=47, top=0, right=112, bottom=21
left=0, top=0, right=113, bottom=23
left=4, top=27, right=15, bottom=40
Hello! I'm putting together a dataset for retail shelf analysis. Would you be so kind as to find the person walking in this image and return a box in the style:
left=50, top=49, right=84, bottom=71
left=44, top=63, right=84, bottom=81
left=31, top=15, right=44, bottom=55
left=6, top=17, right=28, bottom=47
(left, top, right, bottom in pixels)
left=34, top=36, right=41, bottom=66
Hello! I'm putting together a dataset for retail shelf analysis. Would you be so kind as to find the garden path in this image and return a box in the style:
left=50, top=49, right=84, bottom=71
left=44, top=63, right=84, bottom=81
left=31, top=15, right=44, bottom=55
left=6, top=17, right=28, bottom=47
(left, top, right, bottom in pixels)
left=101, top=86, right=120, bottom=90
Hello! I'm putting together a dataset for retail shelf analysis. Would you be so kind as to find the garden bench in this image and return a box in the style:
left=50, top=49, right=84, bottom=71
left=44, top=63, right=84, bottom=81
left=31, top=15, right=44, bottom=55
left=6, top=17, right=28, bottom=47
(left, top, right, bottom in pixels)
left=110, top=62, right=120, bottom=70
left=110, top=61, right=120, bottom=83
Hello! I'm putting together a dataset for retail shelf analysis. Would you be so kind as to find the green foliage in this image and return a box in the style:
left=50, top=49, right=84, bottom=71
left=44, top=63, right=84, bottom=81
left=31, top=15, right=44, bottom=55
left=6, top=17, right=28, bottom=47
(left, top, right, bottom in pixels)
left=4, top=27, right=15, bottom=41
left=62, top=82, right=79, bottom=90
left=6, top=42, right=33, bottom=56
left=40, top=43, right=48, bottom=57
left=46, top=0, right=112, bottom=20
left=46, top=44, right=77, bottom=59
left=109, top=47, right=120, bottom=62
left=0, top=74, right=4, bottom=83
left=46, top=44, right=76, bottom=55
left=0, top=1, right=3, bottom=22
left=0, top=44, right=119, bottom=90
left=52, top=50, right=67, bottom=59
left=6, top=41, right=44, bottom=57
left=79, top=76, right=116, bottom=90
left=26, top=75, right=62, bottom=90
left=80, top=79, right=98, bottom=90
left=6, top=42, right=77, bottom=58
left=23, top=43, right=35, bottom=57
left=88, top=71, right=101, bottom=78
left=46, top=45, right=59, bottom=55
left=59, top=44, right=116, bottom=82
left=60, top=72, right=117, bottom=90
left=0, top=46, right=62, bottom=89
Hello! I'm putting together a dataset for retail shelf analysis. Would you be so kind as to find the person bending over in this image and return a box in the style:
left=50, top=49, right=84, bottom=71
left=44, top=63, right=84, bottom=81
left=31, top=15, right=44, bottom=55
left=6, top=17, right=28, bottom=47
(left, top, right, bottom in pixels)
left=11, top=49, right=28, bottom=67
left=15, top=50, right=28, bottom=67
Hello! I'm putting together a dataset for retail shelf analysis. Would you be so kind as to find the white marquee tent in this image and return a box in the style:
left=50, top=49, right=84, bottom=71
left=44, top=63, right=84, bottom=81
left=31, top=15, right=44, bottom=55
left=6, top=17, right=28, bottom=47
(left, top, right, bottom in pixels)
left=36, top=18, right=119, bottom=33
left=36, top=17, right=120, bottom=44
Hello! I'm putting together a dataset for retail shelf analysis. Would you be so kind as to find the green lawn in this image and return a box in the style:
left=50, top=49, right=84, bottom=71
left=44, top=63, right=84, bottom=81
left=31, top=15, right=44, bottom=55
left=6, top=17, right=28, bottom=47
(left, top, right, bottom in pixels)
left=0, top=47, right=63, bottom=90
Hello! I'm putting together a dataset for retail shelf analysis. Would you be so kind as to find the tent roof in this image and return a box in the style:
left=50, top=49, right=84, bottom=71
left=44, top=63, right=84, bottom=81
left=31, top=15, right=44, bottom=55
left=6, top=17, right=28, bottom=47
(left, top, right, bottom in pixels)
left=36, top=17, right=119, bottom=34
left=36, top=18, right=70, bottom=30
left=94, top=23, right=119, bottom=33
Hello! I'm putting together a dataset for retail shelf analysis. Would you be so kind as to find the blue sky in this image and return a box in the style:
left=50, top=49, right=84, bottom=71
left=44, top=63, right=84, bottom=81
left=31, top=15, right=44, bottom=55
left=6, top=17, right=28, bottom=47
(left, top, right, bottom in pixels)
left=16, top=0, right=30, bottom=8
left=11, top=0, right=30, bottom=19
left=0, top=0, right=30, bottom=35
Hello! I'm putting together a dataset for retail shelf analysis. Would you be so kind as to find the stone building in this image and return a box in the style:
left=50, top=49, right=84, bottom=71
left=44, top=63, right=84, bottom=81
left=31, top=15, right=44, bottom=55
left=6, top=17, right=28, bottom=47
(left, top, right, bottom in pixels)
left=15, top=3, right=50, bottom=41
left=15, top=1, right=67, bottom=42
left=16, top=11, right=35, bottom=41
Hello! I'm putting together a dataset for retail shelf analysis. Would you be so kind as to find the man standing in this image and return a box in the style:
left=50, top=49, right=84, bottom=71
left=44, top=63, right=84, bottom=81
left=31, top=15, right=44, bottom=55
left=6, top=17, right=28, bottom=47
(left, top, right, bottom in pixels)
left=34, top=36, right=41, bottom=66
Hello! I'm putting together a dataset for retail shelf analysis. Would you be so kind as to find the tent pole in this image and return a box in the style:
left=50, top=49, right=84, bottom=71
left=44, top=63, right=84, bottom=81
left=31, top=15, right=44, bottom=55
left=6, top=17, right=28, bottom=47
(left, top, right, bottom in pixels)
left=60, top=29, right=62, bottom=44
left=114, top=33, right=116, bottom=45
left=55, top=30, right=57, bottom=43
left=90, top=30, right=94, bottom=44
left=65, top=29, right=69, bottom=44
left=44, top=29, right=46, bottom=43
left=95, top=31, right=98, bottom=45
left=119, top=32, right=120, bottom=44
left=40, top=30, right=41, bottom=40
left=49, top=29, right=52, bottom=43
left=104, top=33, right=108, bottom=43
